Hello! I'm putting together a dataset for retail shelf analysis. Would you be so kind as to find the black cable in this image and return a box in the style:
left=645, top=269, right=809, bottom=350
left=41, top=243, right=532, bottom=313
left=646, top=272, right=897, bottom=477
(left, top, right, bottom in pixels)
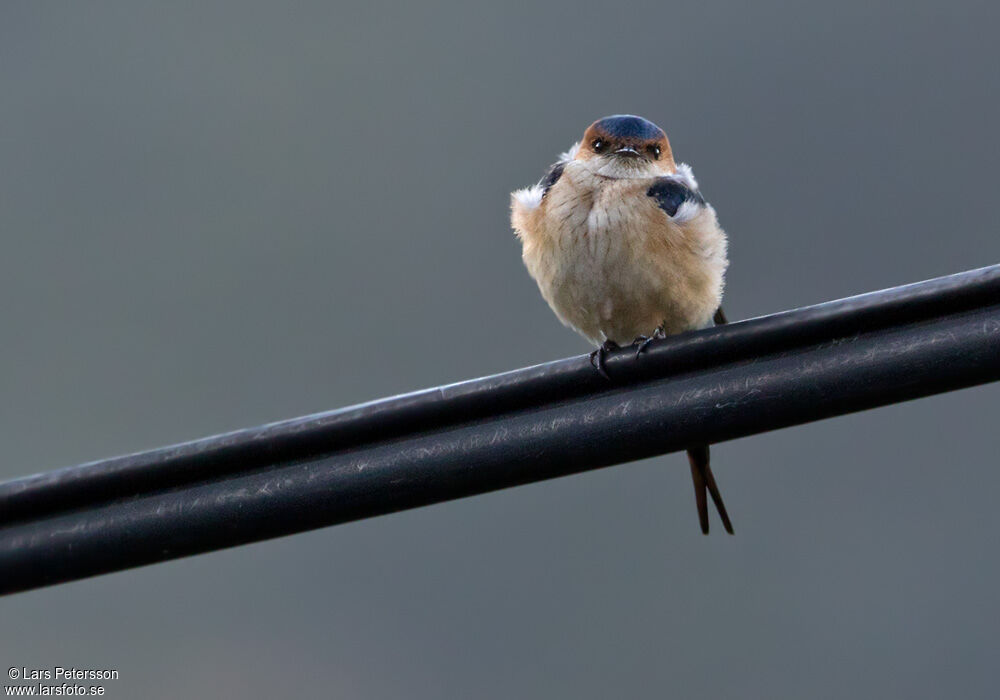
left=1, top=264, right=998, bottom=595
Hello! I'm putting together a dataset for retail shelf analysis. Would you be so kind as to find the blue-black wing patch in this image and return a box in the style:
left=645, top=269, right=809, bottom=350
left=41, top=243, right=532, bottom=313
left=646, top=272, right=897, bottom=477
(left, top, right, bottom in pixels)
left=646, top=177, right=705, bottom=217
left=539, top=162, right=565, bottom=198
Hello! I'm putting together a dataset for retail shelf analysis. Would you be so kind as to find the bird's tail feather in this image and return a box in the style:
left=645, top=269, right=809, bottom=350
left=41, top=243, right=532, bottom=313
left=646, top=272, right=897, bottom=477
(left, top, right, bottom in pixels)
left=686, top=446, right=734, bottom=535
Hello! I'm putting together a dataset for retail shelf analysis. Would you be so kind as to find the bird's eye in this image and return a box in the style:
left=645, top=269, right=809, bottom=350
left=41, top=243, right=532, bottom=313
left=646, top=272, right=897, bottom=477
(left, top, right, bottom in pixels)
left=648, top=145, right=661, bottom=159
left=592, top=139, right=605, bottom=152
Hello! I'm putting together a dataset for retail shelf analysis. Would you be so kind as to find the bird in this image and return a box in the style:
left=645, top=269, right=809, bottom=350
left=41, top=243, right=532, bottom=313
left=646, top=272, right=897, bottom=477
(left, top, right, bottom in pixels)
left=510, top=114, right=733, bottom=534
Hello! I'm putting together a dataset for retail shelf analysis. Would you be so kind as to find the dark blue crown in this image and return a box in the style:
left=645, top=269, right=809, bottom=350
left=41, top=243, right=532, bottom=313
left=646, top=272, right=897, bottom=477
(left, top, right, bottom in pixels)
left=593, top=115, right=665, bottom=141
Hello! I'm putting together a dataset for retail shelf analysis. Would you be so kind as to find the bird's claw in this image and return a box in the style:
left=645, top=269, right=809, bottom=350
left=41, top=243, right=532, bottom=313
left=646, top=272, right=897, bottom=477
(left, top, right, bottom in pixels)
left=589, top=340, right=619, bottom=380
left=632, top=325, right=666, bottom=358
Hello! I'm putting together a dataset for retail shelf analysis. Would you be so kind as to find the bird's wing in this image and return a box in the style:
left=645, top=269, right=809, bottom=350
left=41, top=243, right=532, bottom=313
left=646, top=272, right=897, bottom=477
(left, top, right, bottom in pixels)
left=539, top=161, right=565, bottom=199
left=511, top=159, right=565, bottom=236
left=646, top=176, right=706, bottom=220
left=510, top=142, right=579, bottom=215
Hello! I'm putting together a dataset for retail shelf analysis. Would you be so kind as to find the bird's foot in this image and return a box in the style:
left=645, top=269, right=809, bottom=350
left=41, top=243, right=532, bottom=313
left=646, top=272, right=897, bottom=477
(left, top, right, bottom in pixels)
left=632, top=325, right=666, bottom=358
left=589, top=340, right=620, bottom=380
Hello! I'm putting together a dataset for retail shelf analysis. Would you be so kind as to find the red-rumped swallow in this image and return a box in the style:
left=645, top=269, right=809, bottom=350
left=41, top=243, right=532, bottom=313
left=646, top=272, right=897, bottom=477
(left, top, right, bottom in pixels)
left=510, top=114, right=733, bottom=534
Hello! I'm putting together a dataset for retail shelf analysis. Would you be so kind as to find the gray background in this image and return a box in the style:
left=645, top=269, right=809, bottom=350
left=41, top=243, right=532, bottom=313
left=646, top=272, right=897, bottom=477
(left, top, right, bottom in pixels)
left=2, top=1, right=999, bottom=698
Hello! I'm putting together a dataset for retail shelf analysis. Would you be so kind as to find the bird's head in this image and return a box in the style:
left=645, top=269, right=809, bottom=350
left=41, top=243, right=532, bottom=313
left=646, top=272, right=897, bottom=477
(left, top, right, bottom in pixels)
left=574, top=115, right=675, bottom=178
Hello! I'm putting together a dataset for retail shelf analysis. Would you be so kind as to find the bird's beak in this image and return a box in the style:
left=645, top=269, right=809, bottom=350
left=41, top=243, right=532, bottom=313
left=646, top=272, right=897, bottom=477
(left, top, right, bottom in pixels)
left=614, top=145, right=642, bottom=158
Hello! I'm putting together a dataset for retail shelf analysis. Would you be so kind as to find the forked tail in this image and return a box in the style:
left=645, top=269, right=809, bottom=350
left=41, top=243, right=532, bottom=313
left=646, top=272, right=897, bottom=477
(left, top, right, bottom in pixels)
left=686, top=445, right=734, bottom=535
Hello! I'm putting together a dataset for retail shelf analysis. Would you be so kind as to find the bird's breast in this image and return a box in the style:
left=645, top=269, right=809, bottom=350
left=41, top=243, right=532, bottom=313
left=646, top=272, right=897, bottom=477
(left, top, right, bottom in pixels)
left=521, top=170, right=726, bottom=345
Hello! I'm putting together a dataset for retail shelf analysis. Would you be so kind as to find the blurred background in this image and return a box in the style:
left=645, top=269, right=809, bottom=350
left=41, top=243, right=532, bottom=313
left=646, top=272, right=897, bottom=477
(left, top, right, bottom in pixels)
left=2, top=1, right=999, bottom=697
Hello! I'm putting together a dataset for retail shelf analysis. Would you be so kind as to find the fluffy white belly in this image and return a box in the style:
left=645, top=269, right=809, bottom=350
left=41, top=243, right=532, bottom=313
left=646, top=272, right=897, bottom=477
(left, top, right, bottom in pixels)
left=522, top=177, right=726, bottom=345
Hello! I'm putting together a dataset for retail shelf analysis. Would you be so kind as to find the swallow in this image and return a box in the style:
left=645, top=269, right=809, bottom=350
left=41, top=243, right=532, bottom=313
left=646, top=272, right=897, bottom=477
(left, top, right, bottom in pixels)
left=510, top=114, right=733, bottom=534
